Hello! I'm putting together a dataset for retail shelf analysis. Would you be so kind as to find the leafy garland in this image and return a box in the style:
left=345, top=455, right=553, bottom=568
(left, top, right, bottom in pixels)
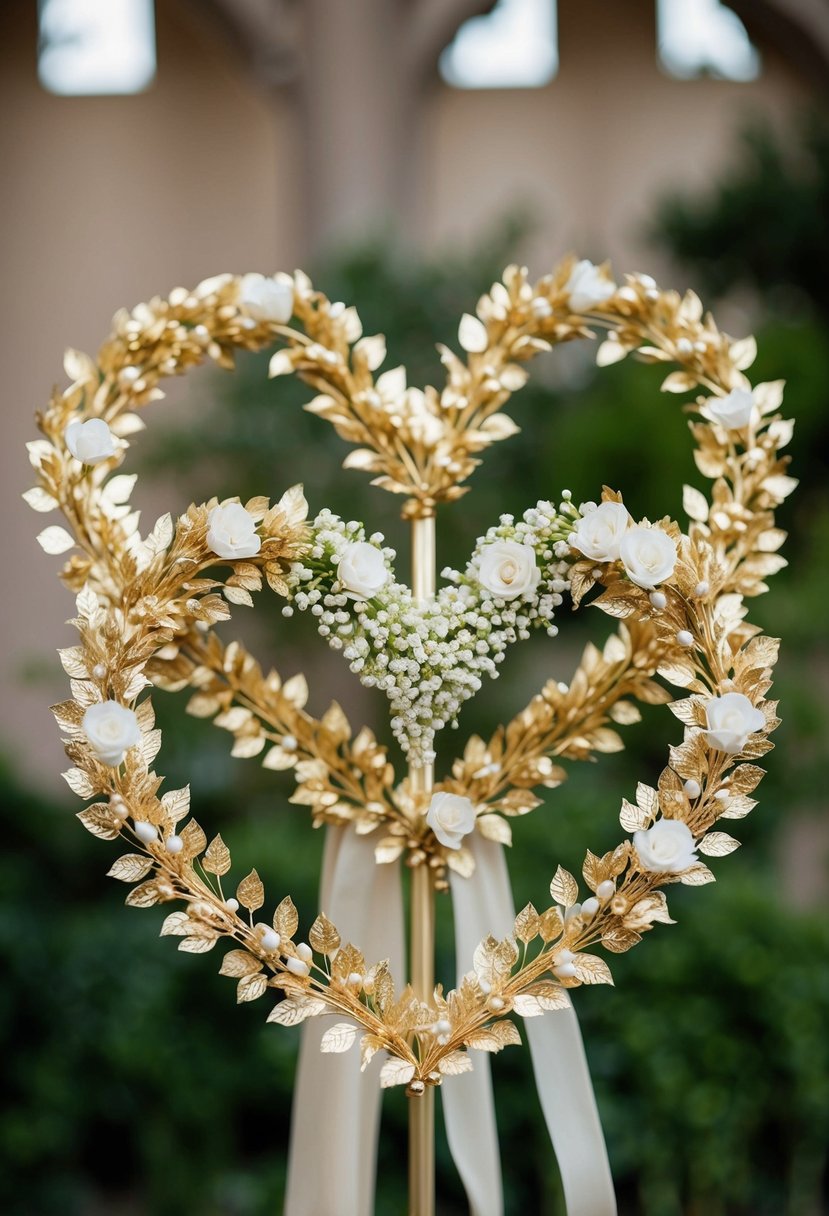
left=27, top=258, right=793, bottom=1089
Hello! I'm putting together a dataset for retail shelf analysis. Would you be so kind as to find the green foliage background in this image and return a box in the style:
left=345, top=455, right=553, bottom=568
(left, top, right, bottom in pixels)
left=4, top=118, right=829, bottom=1215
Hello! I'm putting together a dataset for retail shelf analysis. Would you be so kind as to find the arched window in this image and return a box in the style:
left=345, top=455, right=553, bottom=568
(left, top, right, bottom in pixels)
left=439, top=0, right=558, bottom=90
left=38, top=0, right=156, bottom=96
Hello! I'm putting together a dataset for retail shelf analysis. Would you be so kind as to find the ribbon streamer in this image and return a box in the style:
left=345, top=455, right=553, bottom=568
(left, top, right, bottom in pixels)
left=286, top=829, right=615, bottom=1216
left=285, top=826, right=404, bottom=1216
left=445, top=835, right=617, bottom=1216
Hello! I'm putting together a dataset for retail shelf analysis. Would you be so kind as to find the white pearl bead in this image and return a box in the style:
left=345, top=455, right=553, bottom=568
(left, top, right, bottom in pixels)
left=225, top=898, right=240, bottom=913
left=581, top=897, right=600, bottom=919
left=134, top=821, right=157, bottom=843
left=676, top=630, right=694, bottom=647
left=694, top=580, right=710, bottom=597
left=596, top=880, right=615, bottom=901
left=684, top=779, right=701, bottom=800
left=296, top=942, right=313, bottom=962
left=165, top=835, right=183, bottom=854
left=553, top=962, right=577, bottom=979
left=649, top=591, right=667, bottom=610
left=92, top=663, right=106, bottom=679
left=285, top=957, right=309, bottom=976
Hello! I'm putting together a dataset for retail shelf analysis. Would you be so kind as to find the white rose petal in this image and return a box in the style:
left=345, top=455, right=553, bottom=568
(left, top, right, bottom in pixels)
left=569, top=501, right=631, bottom=562
left=238, top=272, right=294, bottom=324
left=634, top=818, right=698, bottom=874
left=565, top=259, right=616, bottom=312
left=477, top=540, right=541, bottom=600
left=704, top=692, right=765, bottom=754
left=426, top=792, right=477, bottom=850
left=337, top=541, right=389, bottom=600
left=704, top=389, right=755, bottom=431
left=83, top=701, right=142, bottom=767
left=207, top=502, right=261, bottom=560
left=65, top=418, right=116, bottom=465
left=619, top=526, right=677, bottom=589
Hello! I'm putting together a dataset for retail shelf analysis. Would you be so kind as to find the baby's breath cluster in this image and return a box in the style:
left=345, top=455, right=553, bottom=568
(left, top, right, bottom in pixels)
left=285, top=500, right=573, bottom=762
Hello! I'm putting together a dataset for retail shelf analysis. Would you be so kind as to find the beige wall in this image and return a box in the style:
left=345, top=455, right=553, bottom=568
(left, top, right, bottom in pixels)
left=1, top=0, right=814, bottom=790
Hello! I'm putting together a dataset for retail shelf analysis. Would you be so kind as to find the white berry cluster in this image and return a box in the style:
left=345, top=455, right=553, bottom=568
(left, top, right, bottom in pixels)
left=284, top=501, right=574, bottom=763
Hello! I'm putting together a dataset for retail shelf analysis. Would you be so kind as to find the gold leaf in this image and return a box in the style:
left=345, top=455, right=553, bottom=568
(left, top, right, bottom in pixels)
left=63, top=767, right=96, bottom=798
left=274, top=896, right=299, bottom=940
left=438, top=1051, right=473, bottom=1076
left=220, top=950, right=262, bottom=977
left=468, top=1021, right=522, bottom=1050
left=360, top=1033, right=385, bottom=1071
left=697, top=831, right=741, bottom=857
left=679, top=862, right=716, bottom=886
left=237, top=868, right=265, bottom=912
left=77, top=805, right=120, bottom=840
left=619, top=798, right=650, bottom=832
left=23, top=487, right=59, bottom=512
left=309, top=914, right=341, bottom=956
left=203, top=833, right=232, bottom=876
left=550, top=865, right=578, bottom=908
left=160, top=911, right=191, bottom=937
left=572, top=953, right=614, bottom=986
left=458, top=313, right=488, bottom=353
left=237, top=972, right=268, bottom=1002
left=513, top=902, right=539, bottom=944
left=160, top=785, right=191, bottom=824
left=107, top=854, right=154, bottom=883
left=179, top=935, right=217, bottom=954
left=267, top=996, right=327, bottom=1025
left=538, top=906, right=564, bottom=942
left=179, top=818, right=207, bottom=860
left=282, top=673, right=309, bottom=709
left=682, top=484, right=709, bottom=523
left=380, top=1058, right=415, bottom=1089
left=320, top=1022, right=358, bottom=1053
left=125, top=881, right=160, bottom=908
left=476, top=814, right=512, bottom=845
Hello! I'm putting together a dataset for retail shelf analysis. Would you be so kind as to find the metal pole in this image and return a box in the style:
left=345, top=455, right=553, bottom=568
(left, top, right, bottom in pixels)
left=408, top=513, right=436, bottom=1216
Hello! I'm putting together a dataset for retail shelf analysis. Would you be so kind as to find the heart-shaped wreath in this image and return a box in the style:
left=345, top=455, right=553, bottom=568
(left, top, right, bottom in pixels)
left=28, top=257, right=793, bottom=1092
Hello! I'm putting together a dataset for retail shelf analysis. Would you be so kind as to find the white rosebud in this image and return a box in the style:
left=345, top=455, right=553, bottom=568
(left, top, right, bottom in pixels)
left=704, top=388, right=755, bottom=431
left=238, top=272, right=293, bottom=323
left=426, top=792, right=477, bottom=850
left=65, top=418, right=116, bottom=465
left=569, top=501, right=631, bottom=562
left=82, top=701, right=141, bottom=766
left=477, top=540, right=540, bottom=600
left=206, top=502, right=261, bottom=560
left=703, top=692, right=765, bottom=754
left=337, top=541, right=389, bottom=600
left=255, top=923, right=281, bottom=952
left=634, top=819, right=698, bottom=873
left=565, top=259, right=616, bottom=312
left=619, top=526, right=678, bottom=589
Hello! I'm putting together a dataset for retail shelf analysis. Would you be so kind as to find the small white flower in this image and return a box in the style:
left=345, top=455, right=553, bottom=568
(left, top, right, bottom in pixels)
left=83, top=701, right=142, bottom=766
left=569, top=501, right=630, bottom=562
left=238, top=272, right=293, bottom=323
left=477, top=540, right=540, bottom=600
left=65, top=418, right=116, bottom=465
left=426, top=792, right=477, bottom=850
left=207, top=502, right=261, bottom=560
left=704, top=692, right=765, bottom=754
left=634, top=819, right=698, bottom=873
left=704, top=388, right=755, bottom=431
left=337, top=541, right=389, bottom=600
left=619, top=526, right=677, bottom=589
left=565, top=259, right=616, bottom=312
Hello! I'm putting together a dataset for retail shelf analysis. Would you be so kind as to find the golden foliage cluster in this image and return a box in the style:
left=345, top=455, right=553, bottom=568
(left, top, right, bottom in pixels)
left=28, top=258, right=792, bottom=1088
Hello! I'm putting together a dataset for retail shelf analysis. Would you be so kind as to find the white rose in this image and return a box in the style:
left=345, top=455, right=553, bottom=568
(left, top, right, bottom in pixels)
left=570, top=501, right=631, bottom=562
left=83, top=701, right=142, bottom=767
left=337, top=541, right=389, bottom=600
left=207, top=502, right=261, bottom=560
left=426, top=792, right=477, bottom=850
left=704, top=389, right=755, bottom=431
left=565, top=259, right=616, bottom=312
left=634, top=818, right=698, bottom=874
left=619, top=526, right=677, bottom=589
left=238, top=272, right=294, bottom=324
left=65, top=418, right=116, bottom=465
left=477, top=540, right=541, bottom=600
left=704, top=692, right=765, bottom=754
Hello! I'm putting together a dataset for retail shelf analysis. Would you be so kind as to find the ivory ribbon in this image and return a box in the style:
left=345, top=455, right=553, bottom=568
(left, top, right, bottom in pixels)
left=285, top=826, right=404, bottom=1216
left=444, top=835, right=617, bottom=1216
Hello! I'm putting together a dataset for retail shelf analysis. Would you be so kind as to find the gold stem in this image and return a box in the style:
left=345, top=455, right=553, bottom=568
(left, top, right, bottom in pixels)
left=408, top=513, right=436, bottom=1216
